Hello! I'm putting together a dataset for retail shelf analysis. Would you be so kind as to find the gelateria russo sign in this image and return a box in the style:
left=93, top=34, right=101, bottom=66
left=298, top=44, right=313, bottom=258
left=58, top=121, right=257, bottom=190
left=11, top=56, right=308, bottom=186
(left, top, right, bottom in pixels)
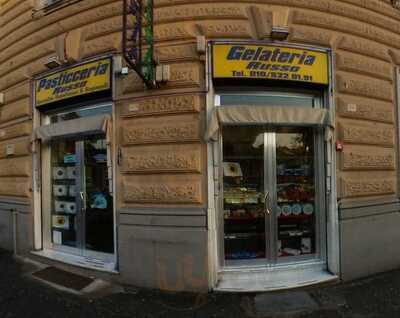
left=35, top=58, right=111, bottom=107
left=212, top=44, right=329, bottom=85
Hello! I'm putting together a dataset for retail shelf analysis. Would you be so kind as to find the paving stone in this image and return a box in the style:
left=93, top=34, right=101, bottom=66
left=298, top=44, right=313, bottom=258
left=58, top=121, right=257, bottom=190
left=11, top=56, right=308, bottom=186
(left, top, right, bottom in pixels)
left=253, top=291, right=319, bottom=317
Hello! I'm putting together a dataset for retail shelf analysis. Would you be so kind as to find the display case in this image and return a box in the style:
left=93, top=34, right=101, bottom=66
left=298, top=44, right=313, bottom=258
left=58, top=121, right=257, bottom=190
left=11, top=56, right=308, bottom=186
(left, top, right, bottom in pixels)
left=275, top=131, right=316, bottom=258
left=222, top=127, right=267, bottom=261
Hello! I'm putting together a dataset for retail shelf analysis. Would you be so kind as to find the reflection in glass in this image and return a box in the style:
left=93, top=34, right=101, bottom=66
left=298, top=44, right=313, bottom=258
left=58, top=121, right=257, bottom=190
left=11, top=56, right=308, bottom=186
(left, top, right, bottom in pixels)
left=50, top=105, right=112, bottom=124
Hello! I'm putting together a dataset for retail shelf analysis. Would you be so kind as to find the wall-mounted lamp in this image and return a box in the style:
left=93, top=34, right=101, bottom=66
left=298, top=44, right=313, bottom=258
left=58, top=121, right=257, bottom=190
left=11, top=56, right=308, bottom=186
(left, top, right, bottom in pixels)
left=44, top=55, right=62, bottom=69
left=270, top=26, right=290, bottom=41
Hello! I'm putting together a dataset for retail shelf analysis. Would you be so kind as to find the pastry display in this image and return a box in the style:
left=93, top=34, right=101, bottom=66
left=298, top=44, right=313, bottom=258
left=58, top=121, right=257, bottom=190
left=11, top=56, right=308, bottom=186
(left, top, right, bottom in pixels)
left=222, top=128, right=316, bottom=261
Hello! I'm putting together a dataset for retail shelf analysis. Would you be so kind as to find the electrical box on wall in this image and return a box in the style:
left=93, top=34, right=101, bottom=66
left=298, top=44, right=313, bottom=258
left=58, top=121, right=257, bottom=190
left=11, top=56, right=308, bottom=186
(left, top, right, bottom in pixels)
left=156, top=65, right=170, bottom=83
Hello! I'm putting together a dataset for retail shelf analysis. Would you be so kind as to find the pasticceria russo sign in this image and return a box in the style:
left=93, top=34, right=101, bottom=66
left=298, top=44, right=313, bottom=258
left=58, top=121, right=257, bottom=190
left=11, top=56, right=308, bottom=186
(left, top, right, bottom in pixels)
left=212, top=44, right=329, bottom=85
left=35, top=58, right=111, bottom=107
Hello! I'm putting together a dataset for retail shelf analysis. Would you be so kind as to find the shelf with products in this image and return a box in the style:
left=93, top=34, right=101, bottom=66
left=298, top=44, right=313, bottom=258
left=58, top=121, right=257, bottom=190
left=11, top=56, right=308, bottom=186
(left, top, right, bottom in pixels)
left=225, top=252, right=265, bottom=260
left=278, top=231, right=314, bottom=240
left=224, top=156, right=264, bottom=160
left=225, top=232, right=265, bottom=239
left=277, top=176, right=314, bottom=184
left=278, top=214, right=313, bottom=220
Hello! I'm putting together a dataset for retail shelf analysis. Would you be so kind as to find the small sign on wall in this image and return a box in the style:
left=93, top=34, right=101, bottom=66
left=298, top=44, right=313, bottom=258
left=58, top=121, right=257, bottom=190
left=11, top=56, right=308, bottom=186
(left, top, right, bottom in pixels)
left=5, top=144, right=14, bottom=156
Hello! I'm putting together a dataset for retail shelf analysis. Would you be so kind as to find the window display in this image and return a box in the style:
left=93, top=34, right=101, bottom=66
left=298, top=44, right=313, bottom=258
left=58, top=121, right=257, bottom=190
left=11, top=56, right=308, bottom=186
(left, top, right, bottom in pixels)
left=275, top=130, right=316, bottom=258
left=222, top=126, right=318, bottom=264
left=223, top=126, right=266, bottom=260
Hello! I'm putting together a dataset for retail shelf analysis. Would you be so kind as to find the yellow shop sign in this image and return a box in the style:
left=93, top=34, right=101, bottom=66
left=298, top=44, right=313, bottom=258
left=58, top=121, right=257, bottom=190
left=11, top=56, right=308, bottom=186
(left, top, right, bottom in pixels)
left=212, top=44, right=329, bottom=85
left=35, top=58, right=111, bottom=107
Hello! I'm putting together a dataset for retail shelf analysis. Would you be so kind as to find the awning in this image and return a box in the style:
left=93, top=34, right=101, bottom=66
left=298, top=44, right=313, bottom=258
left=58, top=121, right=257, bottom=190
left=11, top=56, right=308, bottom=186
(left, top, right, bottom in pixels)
left=35, top=114, right=110, bottom=142
left=205, top=105, right=332, bottom=141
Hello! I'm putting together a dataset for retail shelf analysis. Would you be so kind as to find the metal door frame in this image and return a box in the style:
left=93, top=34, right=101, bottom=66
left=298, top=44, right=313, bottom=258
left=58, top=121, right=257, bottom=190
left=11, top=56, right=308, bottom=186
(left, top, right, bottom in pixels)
left=40, top=105, right=115, bottom=262
left=217, top=92, right=327, bottom=269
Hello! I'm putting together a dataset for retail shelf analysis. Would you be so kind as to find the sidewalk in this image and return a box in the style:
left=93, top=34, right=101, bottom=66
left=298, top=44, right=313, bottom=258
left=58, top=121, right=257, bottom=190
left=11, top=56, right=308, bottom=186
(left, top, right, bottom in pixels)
left=0, top=249, right=399, bottom=318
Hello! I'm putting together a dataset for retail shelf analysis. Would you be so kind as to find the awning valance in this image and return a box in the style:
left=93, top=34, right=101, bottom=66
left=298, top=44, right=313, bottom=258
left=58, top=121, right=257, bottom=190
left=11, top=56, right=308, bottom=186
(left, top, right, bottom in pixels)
left=36, top=114, right=110, bottom=142
left=205, top=105, right=332, bottom=141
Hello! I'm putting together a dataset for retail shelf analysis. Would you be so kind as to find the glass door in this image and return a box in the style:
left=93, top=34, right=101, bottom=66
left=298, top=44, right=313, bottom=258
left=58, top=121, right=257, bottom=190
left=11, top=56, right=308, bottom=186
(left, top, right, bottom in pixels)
left=50, top=136, right=114, bottom=258
left=222, top=126, right=323, bottom=267
left=222, top=126, right=270, bottom=265
left=51, top=139, right=80, bottom=252
left=274, top=128, right=318, bottom=262
left=81, top=137, right=114, bottom=258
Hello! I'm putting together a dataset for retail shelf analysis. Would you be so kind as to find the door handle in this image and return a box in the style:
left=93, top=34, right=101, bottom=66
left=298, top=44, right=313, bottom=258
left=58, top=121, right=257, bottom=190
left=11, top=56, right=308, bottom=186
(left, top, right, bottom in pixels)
left=80, top=191, right=86, bottom=211
left=264, top=191, right=272, bottom=215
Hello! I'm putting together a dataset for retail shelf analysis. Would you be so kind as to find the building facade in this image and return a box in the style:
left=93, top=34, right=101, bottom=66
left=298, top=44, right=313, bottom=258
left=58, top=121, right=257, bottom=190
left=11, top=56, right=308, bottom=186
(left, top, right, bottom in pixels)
left=0, top=0, right=400, bottom=292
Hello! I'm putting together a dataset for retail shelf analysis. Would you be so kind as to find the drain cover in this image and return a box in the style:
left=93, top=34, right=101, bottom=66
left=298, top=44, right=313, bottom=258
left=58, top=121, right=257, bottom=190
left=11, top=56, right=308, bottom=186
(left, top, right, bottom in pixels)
left=32, top=267, right=94, bottom=291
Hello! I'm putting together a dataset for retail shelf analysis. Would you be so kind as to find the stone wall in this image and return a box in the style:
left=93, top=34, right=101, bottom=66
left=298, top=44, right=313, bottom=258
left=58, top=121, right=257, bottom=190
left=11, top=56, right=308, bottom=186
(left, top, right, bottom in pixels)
left=2, top=0, right=400, bottom=290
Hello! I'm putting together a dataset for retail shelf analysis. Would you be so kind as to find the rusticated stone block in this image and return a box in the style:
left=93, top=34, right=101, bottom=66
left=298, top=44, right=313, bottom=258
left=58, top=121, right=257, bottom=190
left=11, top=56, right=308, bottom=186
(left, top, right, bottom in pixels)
left=84, top=15, right=123, bottom=41
left=120, top=71, right=146, bottom=95
left=0, top=121, right=31, bottom=142
left=0, top=157, right=31, bottom=177
left=0, top=177, right=30, bottom=197
left=288, top=25, right=334, bottom=46
left=0, top=98, right=31, bottom=123
left=293, top=10, right=400, bottom=49
left=364, top=0, right=400, bottom=21
left=3, top=82, right=30, bottom=104
left=121, top=144, right=202, bottom=173
left=0, top=22, right=64, bottom=64
left=121, top=95, right=202, bottom=117
left=250, top=7, right=273, bottom=39
left=122, top=175, right=202, bottom=204
left=56, top=1, right=122, bottom=33
left=121, top=114, right=200, bottom=145
left=341, top=177, right=395, bottom=198
left=337, top=36, right=391, bottom=62
left=341, top=146, right=395, bottom=171
left=0, top=11, right=33, bottom=41
left=0, top=139, right=30, bottom=160
left=328, top=1, right=400, bottom=35
left=1, top=1, right=121, bottom=60
left=293, top=10, right=364, bottom=37
left=336, top=52, right=393, bottom=82
left=0, top=0, right=34, bottom=28
left=0, top=39, right=55, bottom=77
left=196, top=20, right=253, bottom=38
left=338, top=122, right=394, bottom=147
left=154, top=22, right=196, bottom=42
left=155, top=43, right=198, bottom=62
left=336, top=74, right=393, bottom=102
left=336, top=96, right=394, bottom=123
left=154, top=4, right=248, bottom=23
left=164, top=63, right=203, bottom=88
left=81, top=32, right=121, bottom=58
